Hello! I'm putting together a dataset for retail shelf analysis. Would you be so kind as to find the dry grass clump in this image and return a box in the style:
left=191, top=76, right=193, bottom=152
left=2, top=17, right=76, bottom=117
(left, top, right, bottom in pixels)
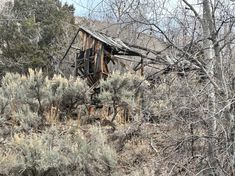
left=0, top=125, right=118, bottom=176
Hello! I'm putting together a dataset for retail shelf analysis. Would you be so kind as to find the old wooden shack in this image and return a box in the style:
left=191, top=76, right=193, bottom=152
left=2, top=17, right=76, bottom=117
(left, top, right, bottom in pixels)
left=61, top=24, right=201, bottom=88
left=69, top=27, right=148, bottom=86
left=60, top=26, right=170, bottom=87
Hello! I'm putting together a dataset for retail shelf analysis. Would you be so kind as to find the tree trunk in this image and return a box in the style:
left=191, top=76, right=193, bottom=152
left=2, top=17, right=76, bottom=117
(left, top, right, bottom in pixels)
left=202, top=0, right=217, bottom=174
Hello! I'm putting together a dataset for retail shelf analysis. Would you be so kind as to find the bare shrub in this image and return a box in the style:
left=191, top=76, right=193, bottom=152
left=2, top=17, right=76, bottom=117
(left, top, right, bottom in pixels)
left=0, top=126, right=118, bottom=176
left=98, top=71, right=148, bottom=122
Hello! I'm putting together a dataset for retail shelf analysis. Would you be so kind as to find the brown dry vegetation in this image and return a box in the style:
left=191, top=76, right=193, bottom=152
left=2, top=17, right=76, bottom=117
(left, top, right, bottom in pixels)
left=0, top=68, right=227, bottom=176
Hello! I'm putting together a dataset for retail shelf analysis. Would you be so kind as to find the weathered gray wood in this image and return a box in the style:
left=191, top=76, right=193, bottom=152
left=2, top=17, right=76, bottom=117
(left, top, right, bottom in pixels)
left=74, top=52, right=78, bottom=77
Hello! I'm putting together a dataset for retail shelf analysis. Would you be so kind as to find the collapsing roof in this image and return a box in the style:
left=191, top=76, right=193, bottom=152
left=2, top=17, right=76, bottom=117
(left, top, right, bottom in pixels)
left=61, top=26, right=165, bottom=86
left=78, top=26, right=142, bottom=56
left=61, top=26, right=200, bottom=86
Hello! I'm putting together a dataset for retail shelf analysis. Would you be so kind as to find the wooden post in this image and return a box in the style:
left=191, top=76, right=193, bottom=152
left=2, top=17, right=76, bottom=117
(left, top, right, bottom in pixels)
left=100, top=44, right=104, bottom=79
left=139, top=57, right=144, bottom=121
left=83, top=33, right=88, bottom=76
left=141, top=56, right=144, bottom=76
left=74, top=52, right=78, bottom=77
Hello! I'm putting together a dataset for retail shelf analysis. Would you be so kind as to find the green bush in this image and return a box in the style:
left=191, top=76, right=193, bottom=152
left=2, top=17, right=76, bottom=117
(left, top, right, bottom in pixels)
left=99, top=71, right=148, bottom=121
left=0, top=0, right=75, bottom=72
left=49, top=74, right=89, bottom=114
left=0, top=69, right=89, bottom=131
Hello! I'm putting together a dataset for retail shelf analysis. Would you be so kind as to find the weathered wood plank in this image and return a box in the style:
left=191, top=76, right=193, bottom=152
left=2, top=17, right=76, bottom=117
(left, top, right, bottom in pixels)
left=74, top=52, right=78, bottom=77
left=100, top=45, right=104, bottom=79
